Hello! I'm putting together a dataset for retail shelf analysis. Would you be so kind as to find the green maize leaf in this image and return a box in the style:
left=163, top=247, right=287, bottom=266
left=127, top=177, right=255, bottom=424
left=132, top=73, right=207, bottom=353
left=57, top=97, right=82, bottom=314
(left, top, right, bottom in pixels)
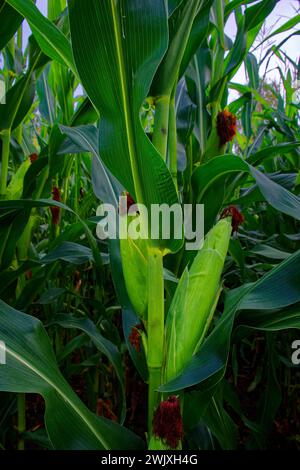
left=58, top=124, right=123, bottom=208
left=259, top=31, right=300, bottom=69
left=185, top=46, right=211, bottom=156
left=0, top=299, right=144, bottom=449
left=47, top=0, right=66, bottom=21
left=262, top=14, right=300, bottom=43
left=228, top=92, right=252, bottom=114
left=36, top=66, right=56, bottom=125
left=0, top=73, right=35, bottom=132
left=184, top=392, right=238, bottom=450
left=68, top=0, right=182, bottom=253
left=6, top=0, right=76, bottom=75
left=0, top=260, right=39, bottom=296
left=37, top=288, right=66, bottom=305
left=40, top=241, right=109, bottom=265
left=23, top=429, right=53, bottom=450
left=210, top=0, right=277, bottom=103
left=70, top=97, right=98, bottom=127
left=0, top=199, right=104, bottom=283
left=0, top=208, right=31, bottom=270
left=152, top=0, right=202, bottom=96
left=168, top=0, right=184, bottom=16
left=245, top=53, right=259, bottom=89
left=178, top=0, right=213, bottom=78
left=49, top=313, right=126, bottom=423
left=164, top=218, right=232, bottom=382
left=250, top=244, right=291, bottom=261
left=229, top=82, right=270, bottom=108
left=192, top=154, right=300, bottom=221
left=160, top=248, right=300, bottom=393
left=6, top=158, right=30, bottom=199
left=0, top=0, right=23, bottom=50
left=247, top=141, right=300, bottom=165
left=224, top=0, right=257, bottom=20
left=231, top=173, right=297, bottom=207
left=236, top=304, right=300, bottom=332
left=244, top=0, right=277, bottom=32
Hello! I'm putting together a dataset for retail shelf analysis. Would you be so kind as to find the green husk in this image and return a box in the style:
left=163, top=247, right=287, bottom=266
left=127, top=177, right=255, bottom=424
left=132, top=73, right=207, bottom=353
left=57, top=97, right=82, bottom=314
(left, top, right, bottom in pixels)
left=164, top=218, right=232, bottom=381
left=120, top=233, right=148, bottom=319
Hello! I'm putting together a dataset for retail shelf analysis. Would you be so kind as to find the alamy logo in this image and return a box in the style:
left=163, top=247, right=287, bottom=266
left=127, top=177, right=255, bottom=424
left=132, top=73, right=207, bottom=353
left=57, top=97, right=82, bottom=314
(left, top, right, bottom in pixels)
left=0, top=79, right=5, bottom=104
left=96, top=197, right=204, bottom=251
left=291, top=340, right=300, bottom=365
left=0, top=341, right=6, bottom=365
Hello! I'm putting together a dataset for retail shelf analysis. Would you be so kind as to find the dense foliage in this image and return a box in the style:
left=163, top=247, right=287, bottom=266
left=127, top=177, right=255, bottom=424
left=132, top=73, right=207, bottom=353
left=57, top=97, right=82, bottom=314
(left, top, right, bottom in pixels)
left=0, top=0, right=299, bottom=450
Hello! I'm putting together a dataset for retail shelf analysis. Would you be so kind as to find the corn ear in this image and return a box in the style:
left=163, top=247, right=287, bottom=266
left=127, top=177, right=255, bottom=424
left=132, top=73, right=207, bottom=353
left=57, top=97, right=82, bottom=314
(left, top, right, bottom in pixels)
left=164, top=218, right=232, bottom=382
left=120, top=235, right=148, bottom=319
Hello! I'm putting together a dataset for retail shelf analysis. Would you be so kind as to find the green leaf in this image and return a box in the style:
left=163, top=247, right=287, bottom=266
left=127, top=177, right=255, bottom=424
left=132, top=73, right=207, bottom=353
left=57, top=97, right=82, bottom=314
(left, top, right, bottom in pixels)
left=250, top=244, right=291, bottom=261
left=0, top=73, right=35, bottom=131
left=237, top=304, right=300, bottom=332
left=6, top=158, right=30, bottom=199
left=41, top=241, right=109, bottom=265
left=178, top=1, right=213, bottom=77
left=0, top=0, right=23, bottom=50
left=245, top=53, right=259, bottom=89
left=0, top=207, right=31, bottom=270
left=199, top=394, right=238, bottom=450
left=37, top=288, right=66, bottom=305
left=192, top=155, right=300, bottom=221
left=224, top=0, right=257, bottom=20
left=49, top=313, right=126, bottom=422
left=0, top=198, right=104, bottom=282
left=160, top=249, right=300, bottom=392
left=261, top=14, right=300, bottom=43
left=58, top=124, right=122, bottom=207
left=70, top=97, right=98, bottom=126
left=0, top=299, right=144, bottom=449
left=248, top=141, right=300, bottom=165
left=36, top=66, right=56, bottom=125
left=152, top=0, right=203, bottom=95
left=6, top=0, right=76, bottom=74
left=68, top=0, right=181, bottom=253
left=244, top=0, right=277, bottom=32
left=229, top=82, right=270, bottom=108
left=48, top=0, right=66, bottom=21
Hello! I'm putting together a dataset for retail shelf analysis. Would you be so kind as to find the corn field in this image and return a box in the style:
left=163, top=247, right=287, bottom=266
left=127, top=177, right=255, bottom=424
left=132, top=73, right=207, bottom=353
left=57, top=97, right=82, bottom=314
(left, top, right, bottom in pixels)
left=0, top=0, right=300, bottom=452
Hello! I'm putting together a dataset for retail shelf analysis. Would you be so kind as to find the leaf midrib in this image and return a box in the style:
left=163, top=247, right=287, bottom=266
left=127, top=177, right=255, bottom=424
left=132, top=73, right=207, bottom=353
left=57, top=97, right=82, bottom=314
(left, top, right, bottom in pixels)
left=6, top=345, right=108, bottom=449
left=109, top=0, right=143, bottom=203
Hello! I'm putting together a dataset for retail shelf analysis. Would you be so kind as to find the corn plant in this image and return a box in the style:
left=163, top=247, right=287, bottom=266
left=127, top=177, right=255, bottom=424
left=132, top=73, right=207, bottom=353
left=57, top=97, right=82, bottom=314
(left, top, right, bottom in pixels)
left=0, top=0, right=299, bottom=450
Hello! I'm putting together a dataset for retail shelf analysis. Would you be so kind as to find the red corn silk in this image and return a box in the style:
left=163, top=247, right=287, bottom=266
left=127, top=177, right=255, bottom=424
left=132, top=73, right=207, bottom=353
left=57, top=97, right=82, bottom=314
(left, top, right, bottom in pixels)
left=128, top=323, right=143, bottom=353
left=221, top=205, right=244, bottom=233
left=152, top=396, right=183, bottom=449
left=217, top=110, right=237, bottom=146
left=50, top=187, right=61, bottom=225
left=119, top=192, right=137, bottom=215
left=29, top=153, right=38, bottom=163
left=126, top=192, right=135, bottom=211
